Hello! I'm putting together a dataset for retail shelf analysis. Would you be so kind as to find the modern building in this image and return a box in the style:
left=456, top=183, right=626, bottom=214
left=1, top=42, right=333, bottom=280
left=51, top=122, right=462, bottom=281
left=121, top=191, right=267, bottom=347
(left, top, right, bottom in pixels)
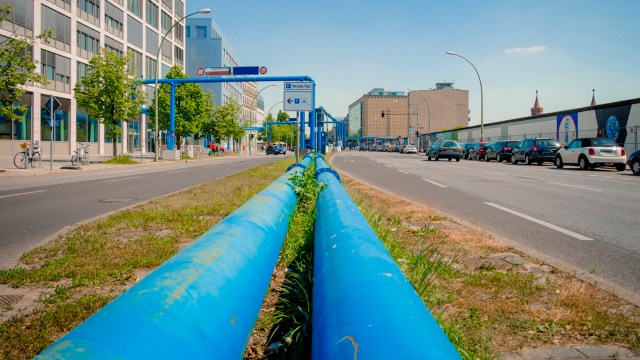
left=184, top=17, right=258, bottom=151
left=0, top=0, right=189, bottom=157
left=348, top=85, right=469, bottom=148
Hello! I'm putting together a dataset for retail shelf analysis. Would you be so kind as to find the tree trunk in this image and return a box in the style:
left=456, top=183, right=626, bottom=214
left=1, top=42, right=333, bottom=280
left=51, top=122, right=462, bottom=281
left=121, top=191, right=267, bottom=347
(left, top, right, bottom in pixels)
left=112, top=139, right=117, bottom=157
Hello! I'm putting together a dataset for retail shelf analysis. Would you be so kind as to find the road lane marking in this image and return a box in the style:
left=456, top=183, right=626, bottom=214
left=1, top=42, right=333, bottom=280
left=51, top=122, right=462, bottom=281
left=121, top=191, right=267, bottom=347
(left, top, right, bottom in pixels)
left=385, top=165, right=392, bottom=167
left=422, top=178, right=448, bottom=188
left=484, top=202, right=593, bottom=241
left=398, top=170, right=409, bottom=174
left=104, top=176, right=142, bottom=183
left=166, top=169, right=188, bottom=174
left=547, top=181, right=602, bottom=192
left=0, top=190, right=46, bottom=199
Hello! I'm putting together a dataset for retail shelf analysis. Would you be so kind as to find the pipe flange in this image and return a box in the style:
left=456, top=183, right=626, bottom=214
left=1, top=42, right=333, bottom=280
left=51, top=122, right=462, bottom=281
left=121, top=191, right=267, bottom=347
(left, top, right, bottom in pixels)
left=287, top=163, right=307, bottom=172
left=314, top=167, right=340, bottom=181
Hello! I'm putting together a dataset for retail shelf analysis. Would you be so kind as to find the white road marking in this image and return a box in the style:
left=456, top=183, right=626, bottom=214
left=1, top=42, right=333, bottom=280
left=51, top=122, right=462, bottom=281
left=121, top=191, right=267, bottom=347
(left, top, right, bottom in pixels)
left=398, top=170, right=409, bottom=174
left=104, top=176, right=142, bottom=182
left=166, top=170, right=188, bottom=174
left=422, top=178, right=448, bottom=188
left=385, top=165, right=392, bottom=168
left=484, top=202, right=593, bottom=241
left=547, top=181, right=602, bottom=192
left=0, top=190, right=46, bottom=199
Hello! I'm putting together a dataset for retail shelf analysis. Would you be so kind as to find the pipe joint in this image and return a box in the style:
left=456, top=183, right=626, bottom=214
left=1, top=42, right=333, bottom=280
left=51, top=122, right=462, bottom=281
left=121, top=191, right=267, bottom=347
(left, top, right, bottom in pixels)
left=314, top=167, right=340, bottom=182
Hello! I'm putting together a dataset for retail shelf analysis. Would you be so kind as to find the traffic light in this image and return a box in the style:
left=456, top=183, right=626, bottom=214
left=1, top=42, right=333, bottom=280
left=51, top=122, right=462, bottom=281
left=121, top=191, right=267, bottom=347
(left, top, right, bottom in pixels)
left=415, top=130, right=420, bottom=136
left=381, top=110, right=385, bottom=118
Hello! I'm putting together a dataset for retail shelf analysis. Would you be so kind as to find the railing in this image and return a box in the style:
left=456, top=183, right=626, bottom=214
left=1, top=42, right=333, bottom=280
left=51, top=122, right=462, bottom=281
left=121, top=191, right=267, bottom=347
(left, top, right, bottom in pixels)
left=311, top=155, right=460, bottom=359
left=37, top=155, right=314, bottom=359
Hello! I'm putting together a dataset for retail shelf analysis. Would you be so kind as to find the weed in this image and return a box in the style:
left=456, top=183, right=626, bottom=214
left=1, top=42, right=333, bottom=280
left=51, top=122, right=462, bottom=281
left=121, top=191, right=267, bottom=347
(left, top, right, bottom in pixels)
left=102, top=155, right=137, bottom=164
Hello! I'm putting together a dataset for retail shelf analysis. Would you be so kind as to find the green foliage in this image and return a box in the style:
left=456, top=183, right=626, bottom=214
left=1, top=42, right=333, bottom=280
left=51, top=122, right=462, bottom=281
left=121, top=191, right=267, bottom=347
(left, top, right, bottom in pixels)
left=74, top=49, right=146, bottom=156
left=102, top=154, right=138, bottom=164
left=149, top=65, right=213, bottom=146
left=0, top=6, right=51, bottom=122
left=207, top=100, right=243, bottom=144
left=257, top=112, right=275, bottom=141
left=270, top=111, right=297, bottom=145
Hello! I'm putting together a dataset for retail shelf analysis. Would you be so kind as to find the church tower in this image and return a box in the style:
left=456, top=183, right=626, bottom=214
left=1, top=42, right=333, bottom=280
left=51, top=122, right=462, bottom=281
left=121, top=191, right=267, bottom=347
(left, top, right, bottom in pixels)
left=531, top=90, right=544, bottom=116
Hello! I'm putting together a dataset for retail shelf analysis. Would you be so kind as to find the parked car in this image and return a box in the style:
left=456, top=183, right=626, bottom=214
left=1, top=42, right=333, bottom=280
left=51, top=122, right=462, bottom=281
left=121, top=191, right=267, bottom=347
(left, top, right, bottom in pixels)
left=426, top=140, right=463, bottom=161
left=511, top=138, right=562, bottom=165
left=403, top=144, right=418, bottom=154
left=483, top=140, right=520, bottom=162
left=628, top=149, right=640, bottom=175
left=266, top=145, right=286, bottom=155
left=469, top=143, right=492, bottom=160
left=554, top=138, right=627, bottom=171
left=462, top=143, right=477, bottom=159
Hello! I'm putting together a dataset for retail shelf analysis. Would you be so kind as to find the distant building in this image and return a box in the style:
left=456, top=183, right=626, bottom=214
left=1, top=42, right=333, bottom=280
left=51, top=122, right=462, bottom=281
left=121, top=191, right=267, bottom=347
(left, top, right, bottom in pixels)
left=531, top=90, right=544, bottom=116
left=348, top=89, right=407, bottom=139
left=408, top=86, right=469, bottom=139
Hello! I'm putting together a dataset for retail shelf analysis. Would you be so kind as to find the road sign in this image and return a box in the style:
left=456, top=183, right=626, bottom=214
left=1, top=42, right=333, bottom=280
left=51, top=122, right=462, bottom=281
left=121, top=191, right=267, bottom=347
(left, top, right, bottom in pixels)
left=283, top=91, right=312, bottom=111
left=44, top=96, right=61, bottom=112
left=202, top=67, right=231, bottom=76
left=196, top=67, right=205, bottom=76
left=284, top=82, right=313, bottom=91
left=233, top=66, right=260, bottom=75
left=259, top=66, right=268, bottom=75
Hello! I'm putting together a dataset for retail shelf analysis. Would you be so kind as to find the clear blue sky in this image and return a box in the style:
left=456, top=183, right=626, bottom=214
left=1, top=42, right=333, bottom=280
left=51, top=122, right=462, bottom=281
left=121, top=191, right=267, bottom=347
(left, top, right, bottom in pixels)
left=186, top=0, right=640, bottom=126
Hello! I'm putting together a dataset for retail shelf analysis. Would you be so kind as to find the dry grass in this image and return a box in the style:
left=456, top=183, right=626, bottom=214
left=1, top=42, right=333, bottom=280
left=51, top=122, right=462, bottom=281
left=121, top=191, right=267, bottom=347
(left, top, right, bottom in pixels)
left=340, top=175, right=640, bottom=358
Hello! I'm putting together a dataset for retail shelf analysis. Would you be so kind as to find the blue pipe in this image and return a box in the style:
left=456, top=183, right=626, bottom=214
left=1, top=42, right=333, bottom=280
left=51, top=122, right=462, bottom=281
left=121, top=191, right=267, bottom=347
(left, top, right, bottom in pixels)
left=37, top=155, right=314, bottom=359
left=311, top=157, right=460, bottom=359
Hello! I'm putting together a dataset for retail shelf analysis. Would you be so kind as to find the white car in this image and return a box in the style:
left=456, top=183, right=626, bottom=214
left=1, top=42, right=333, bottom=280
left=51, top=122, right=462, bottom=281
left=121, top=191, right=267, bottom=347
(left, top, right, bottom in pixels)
left=403, top=145, right=418, bottom=154
left=555, top=137, right=627, bottom=171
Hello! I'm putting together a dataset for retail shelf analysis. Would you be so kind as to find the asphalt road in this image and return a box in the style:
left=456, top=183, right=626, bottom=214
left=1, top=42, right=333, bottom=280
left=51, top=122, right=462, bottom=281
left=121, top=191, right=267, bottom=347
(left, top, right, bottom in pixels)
left=0, top=155, right=286, bottom=267
left=331, top=151, right=640, bottom=305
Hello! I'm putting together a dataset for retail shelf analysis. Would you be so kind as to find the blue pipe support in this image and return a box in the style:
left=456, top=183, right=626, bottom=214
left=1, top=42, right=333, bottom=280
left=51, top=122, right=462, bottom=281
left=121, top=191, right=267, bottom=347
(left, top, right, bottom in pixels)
left=169, top=84, right=176, bottom=150
left=311, top=157, right=460, bottom=359
left=300, top=112, right=306, bottom=150
left=37, top=155, right=314, bottom=359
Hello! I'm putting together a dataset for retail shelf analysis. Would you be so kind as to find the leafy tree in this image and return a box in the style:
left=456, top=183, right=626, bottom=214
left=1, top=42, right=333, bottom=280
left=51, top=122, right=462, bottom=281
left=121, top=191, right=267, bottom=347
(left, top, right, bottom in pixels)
left=74, top=48, right=145, bottom=156
left=257, top=112, right=274, bottom=141
left=270, top=111, right=296, bottom=145
left=149, top=65, right=212, bottom=147
left=0, top=6, right=51, bottom=123
left=209, top=101, right=242, bottom=147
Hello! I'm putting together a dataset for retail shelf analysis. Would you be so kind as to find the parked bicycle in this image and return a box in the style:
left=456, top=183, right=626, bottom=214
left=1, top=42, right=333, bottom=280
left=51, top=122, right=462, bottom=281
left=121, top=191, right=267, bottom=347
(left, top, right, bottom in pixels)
left=13, top=143, right=42, bottom=169
left=71, top=143, right=90, bottom=166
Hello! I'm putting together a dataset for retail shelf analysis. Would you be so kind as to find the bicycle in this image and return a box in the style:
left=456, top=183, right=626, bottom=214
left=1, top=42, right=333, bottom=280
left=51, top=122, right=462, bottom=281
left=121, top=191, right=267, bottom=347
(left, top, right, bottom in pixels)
left=13, top=143, right=42, bottom=169
left=71, top=143, right=90, bottom=166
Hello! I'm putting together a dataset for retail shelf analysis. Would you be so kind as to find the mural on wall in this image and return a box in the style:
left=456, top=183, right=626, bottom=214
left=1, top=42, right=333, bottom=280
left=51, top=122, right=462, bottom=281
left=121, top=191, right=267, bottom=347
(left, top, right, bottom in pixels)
left=596, top=105, right=631, bottom=146
left=556, top=113, right=578, bottom=144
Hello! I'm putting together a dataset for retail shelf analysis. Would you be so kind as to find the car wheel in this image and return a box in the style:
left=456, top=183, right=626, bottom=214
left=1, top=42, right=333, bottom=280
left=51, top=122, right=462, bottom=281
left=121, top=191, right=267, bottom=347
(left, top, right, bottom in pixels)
left=578, top=156, right=590, bottom=170
left=511, top=155, right=518, bottom=165
left=484, top=154, right=489, bottom=162
left=615, top=163, right=626, bottom=171
left=496, top=154, right=501, bottom=162
left=555, top=156, right=564, bottom=169
left=448, top=158, right=452, bottom=161
left=435, top=154, right=440, bottom=161
left=427, top=154, right=432, bottom=161
left=537, top=161, right=543, bottom=165
left=631, top=160, right=640, bottom=175
left=456, top=157, right=460, bottom=162
left=476, top=154, right=480, bottom=161
left=524, top=155, right=531, bottom=165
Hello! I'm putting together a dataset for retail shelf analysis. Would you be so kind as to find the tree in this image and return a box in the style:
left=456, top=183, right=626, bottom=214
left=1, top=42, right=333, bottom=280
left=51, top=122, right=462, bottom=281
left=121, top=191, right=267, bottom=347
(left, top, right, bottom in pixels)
left=149, top=65, right=212, bottom=147
left=257, top=113, right=274, bottom=141
left=0, top=6, right=50, bottom=123
left=271, top=111, right=296, bottom=144
left=209, top=101, right=242, bottom=148
left=74, top=48, right=145, bottom=156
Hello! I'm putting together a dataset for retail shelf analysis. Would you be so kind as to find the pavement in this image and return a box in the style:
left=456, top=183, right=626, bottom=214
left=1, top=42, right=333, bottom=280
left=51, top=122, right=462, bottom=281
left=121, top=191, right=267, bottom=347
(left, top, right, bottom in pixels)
left=1, top=151, right=638, bottom=360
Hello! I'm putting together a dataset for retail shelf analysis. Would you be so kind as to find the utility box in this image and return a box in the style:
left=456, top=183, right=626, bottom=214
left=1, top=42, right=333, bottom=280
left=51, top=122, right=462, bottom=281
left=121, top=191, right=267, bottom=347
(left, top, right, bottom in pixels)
left=162, top=149, right=180, bottom=160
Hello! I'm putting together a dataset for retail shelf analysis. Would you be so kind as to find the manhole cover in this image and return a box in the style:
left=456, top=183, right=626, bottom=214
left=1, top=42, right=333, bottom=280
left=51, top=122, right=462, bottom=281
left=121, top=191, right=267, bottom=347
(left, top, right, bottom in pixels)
left=94, top=197, right=143, bottom=203
left=0, top=294, right=23, bottom=307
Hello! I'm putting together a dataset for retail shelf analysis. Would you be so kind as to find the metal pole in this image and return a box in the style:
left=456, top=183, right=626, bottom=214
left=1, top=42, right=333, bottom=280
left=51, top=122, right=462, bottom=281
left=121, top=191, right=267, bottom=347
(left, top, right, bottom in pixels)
left=446, top=51, right=483, bottom=142
left=295, top=111, right=300, bottom=162
left=49, top=96, right=54, bottom=170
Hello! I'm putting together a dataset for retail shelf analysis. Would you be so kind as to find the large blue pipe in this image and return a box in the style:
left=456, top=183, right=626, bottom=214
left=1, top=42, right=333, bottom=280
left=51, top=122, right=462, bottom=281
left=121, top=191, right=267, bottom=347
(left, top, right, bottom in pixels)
left=312, top=156, right=460, bottom=359
left=37, top=155, right=314, bottom=359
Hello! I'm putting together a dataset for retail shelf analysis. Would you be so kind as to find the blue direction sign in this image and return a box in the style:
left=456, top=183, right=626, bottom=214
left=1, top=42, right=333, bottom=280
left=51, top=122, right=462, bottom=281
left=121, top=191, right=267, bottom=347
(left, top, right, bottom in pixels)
left=232, top=66, right=260, bottom=75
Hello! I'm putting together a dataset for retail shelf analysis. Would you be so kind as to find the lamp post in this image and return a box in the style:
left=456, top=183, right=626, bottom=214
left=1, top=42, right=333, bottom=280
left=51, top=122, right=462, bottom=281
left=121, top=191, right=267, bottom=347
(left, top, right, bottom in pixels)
left=250, top=84, right=277, bottom=154
left=407, top=88, right=431, bottom=150
left=446, top=51, right=483, bottom=142
left=154, top=8, right=211, bottom=161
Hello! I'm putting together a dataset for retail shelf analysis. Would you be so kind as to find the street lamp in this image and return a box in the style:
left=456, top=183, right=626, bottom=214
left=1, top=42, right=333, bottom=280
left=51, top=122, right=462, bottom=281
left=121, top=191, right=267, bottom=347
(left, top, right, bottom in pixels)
left=407, top=88, right=431, bottom=149
left=154, top=8, right=211, bottom=161
left=249, top=84, right=277, bottom=154
left=446, top=51, right=483, bottom=142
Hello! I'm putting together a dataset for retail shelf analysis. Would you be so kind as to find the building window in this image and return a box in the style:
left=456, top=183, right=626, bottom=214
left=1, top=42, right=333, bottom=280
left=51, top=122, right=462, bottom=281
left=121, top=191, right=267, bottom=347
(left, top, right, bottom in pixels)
left=174, top=0, right=183, bottom=17
left=161, top=40, right=171, bottom=62
left=127, top=0, right=141, bottom=17
left=78, top=0, right=100, bottom=20
left=174, top=45, right=183, bottom=65
left=40, top=95, right=69, bottom=142
left=195, top=25, right=206, bottom=38
left=185, top=25, right=190, bottom=38
left=41, top=49, right=71, bottom=84
left=145, top=56, right=157, bottom=80
left=127, top=48, right=142, bottom=78
left=1, top=0, right=34, bottom=30
left=77, top=61, right=91, bottom=82
left=76, top=112, right=99, bottom=142
left=174, top=23, right=183, bottom=42
left=0, top=93, right=32, bottom=141
left=41, top=5, right=71, bottom=45
left=145, top=27, right=158, bottom=54
left=146, top=0, right=158, bottom=28
left=126, top=15, right=143, bottom=48
left=104, top=36, right=124, bottom=56
left=77, top=23, right=100, bottom=58
left=160, top=11, right=171, bottom=35
left=105, top=1, right=124, bottom=37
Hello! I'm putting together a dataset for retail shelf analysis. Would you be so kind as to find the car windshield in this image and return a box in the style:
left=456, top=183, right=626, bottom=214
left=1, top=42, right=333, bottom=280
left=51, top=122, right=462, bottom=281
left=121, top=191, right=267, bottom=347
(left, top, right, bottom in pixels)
left=538, top=139, right=559, bottom=146
left=505, top=141, right=520, bottom=147
left=442, top=141, right=458, bottom=147
left=591, top=139, right=617, bottom=147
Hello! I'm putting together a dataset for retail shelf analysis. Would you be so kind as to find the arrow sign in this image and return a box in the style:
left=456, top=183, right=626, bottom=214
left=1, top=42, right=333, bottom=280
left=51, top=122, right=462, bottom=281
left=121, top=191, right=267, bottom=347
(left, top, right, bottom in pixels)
left=283, top=91, right=312, bottom=111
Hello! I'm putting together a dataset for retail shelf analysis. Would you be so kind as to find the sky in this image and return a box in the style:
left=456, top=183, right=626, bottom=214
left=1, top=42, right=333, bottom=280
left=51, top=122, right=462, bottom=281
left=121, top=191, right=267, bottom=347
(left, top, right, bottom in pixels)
left=186, top=0, right=640, bottom=127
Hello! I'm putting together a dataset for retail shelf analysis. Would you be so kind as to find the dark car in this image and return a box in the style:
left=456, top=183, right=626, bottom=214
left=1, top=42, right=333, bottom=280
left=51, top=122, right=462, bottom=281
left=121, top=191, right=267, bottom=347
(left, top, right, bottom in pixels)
left=484, top=140, right=520, bottom=162
left=426, top=140, right=463, bottom=161
left=462, top=143, right=477, bottom=159
left=511, top=138, right=562, bottom=165
left=628, top=149, right=640, bottom=175
left=266, top=145, right=286, bottom=155
left=468, top=143, right=492, bottom=160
